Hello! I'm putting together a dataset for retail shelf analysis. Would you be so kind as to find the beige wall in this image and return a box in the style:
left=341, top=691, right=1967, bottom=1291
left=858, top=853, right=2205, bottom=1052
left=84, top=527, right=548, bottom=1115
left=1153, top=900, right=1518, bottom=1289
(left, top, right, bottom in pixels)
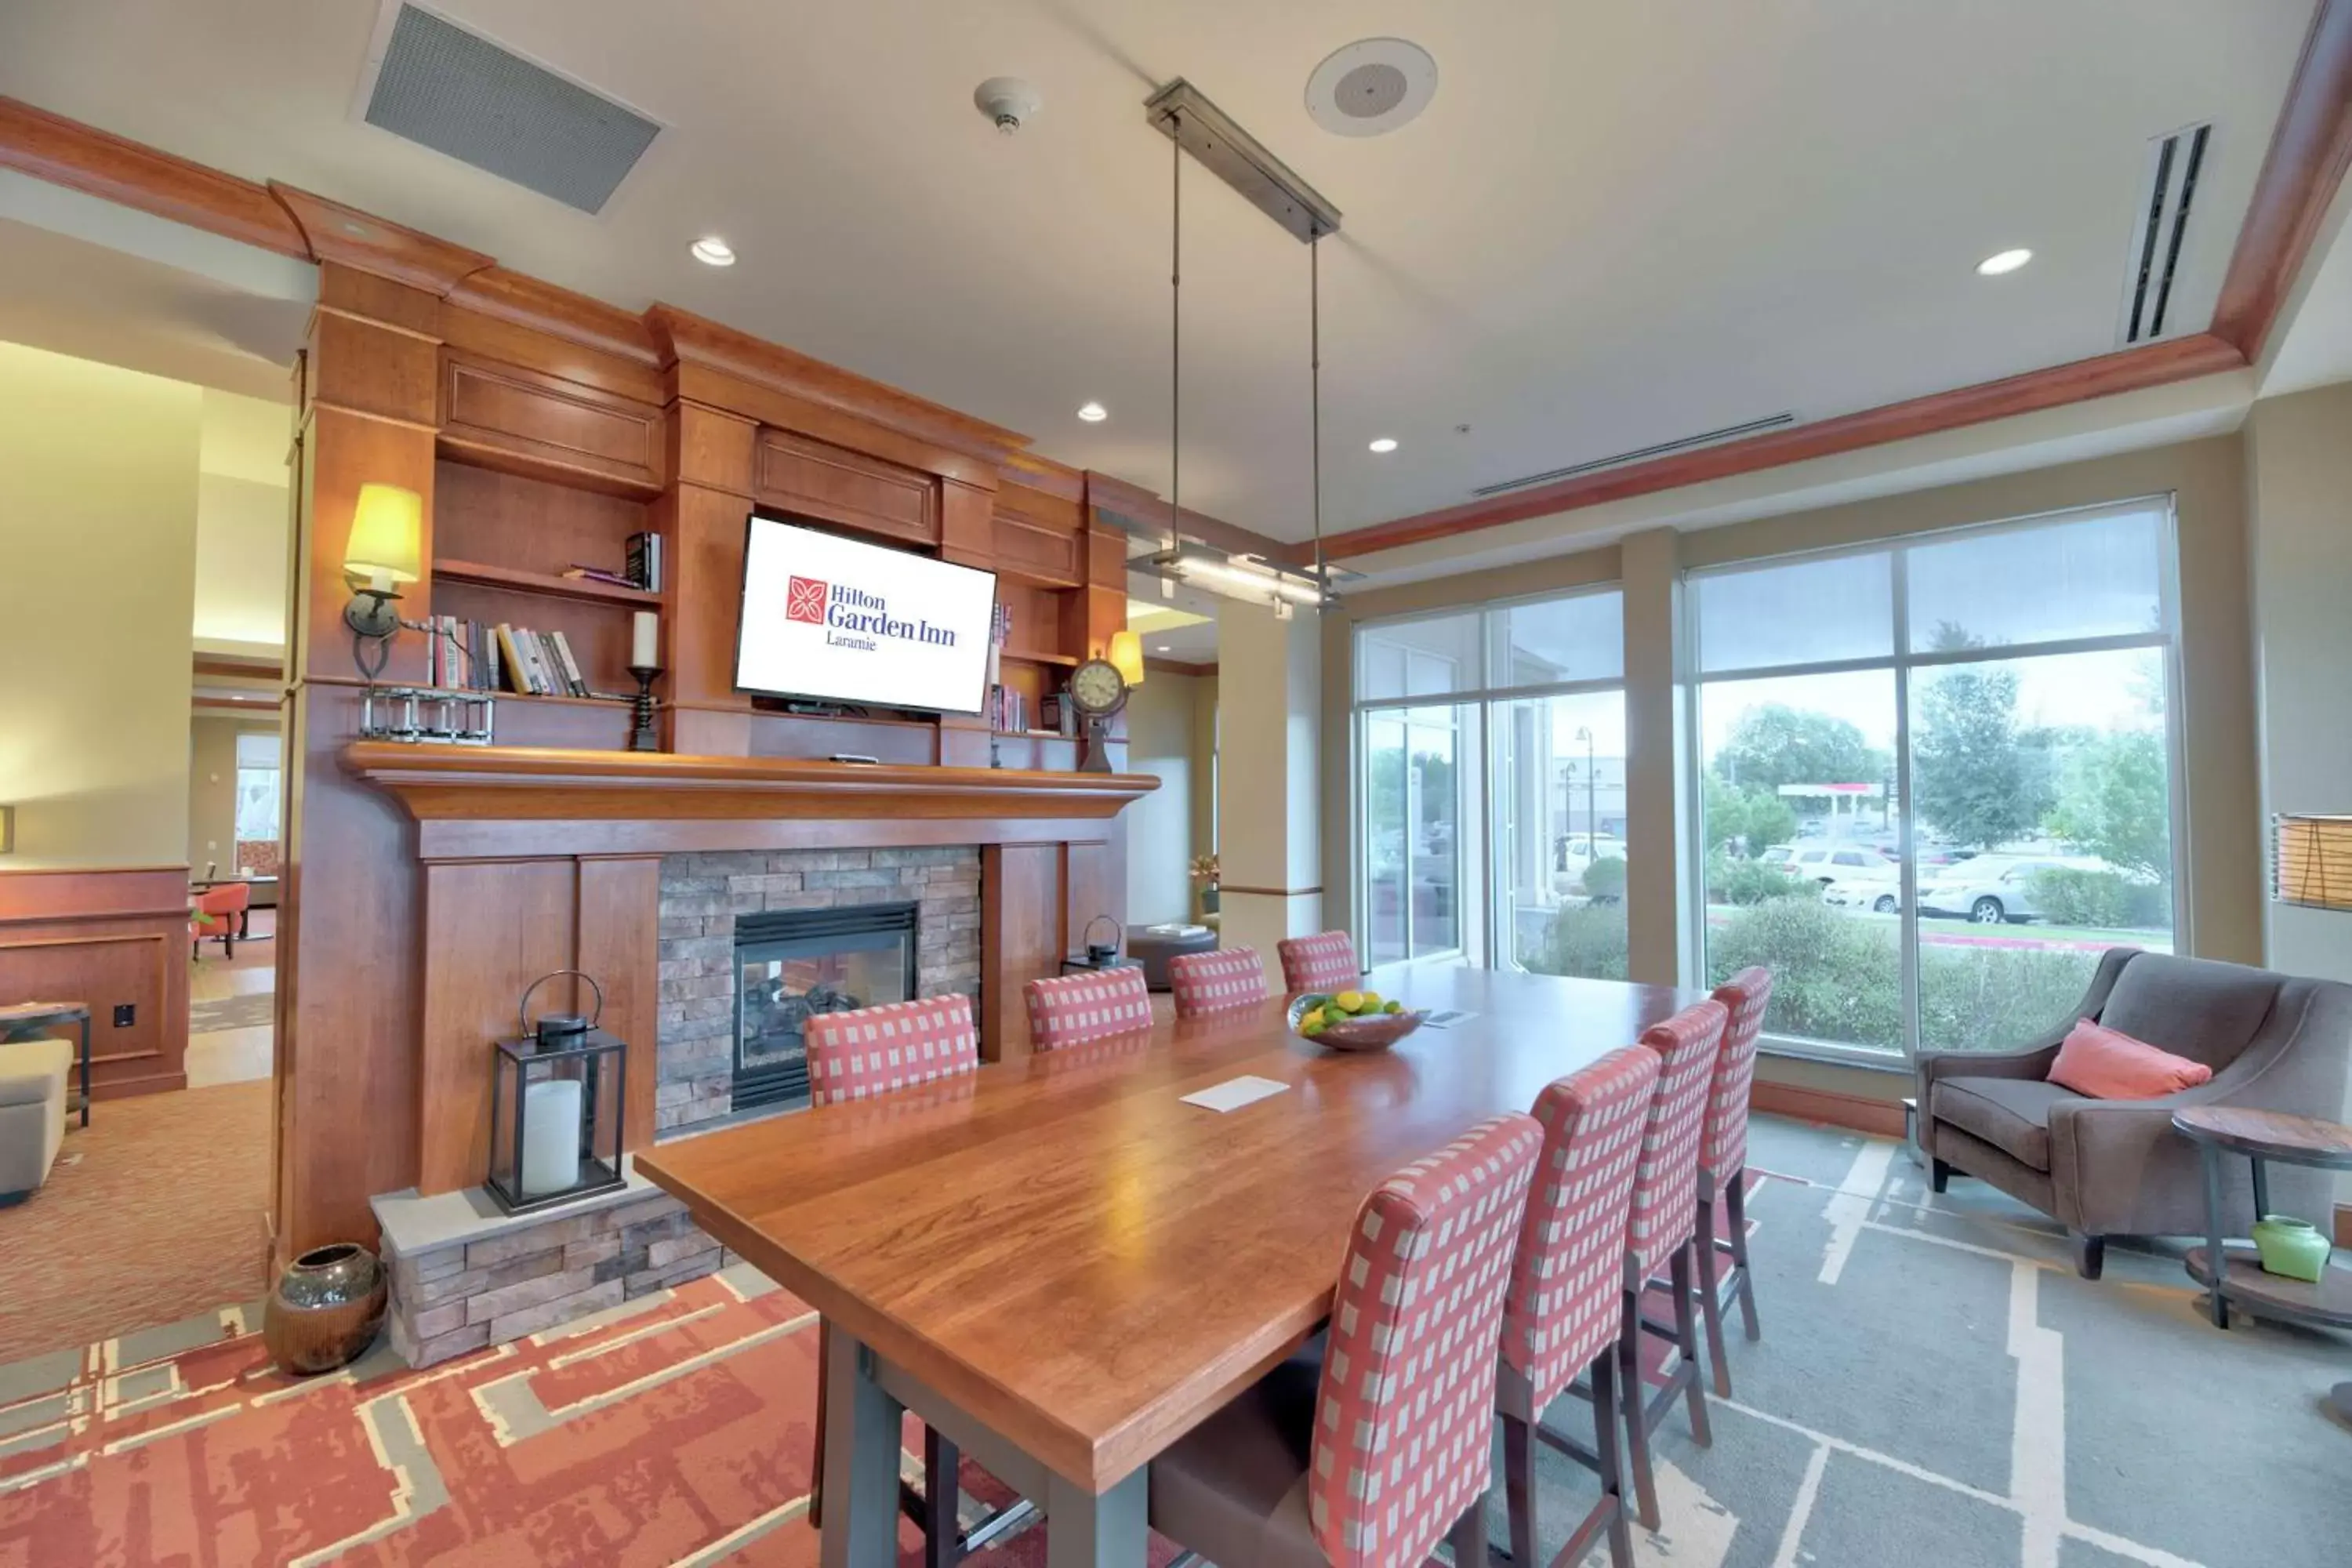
left=1124, top=670, right=1210, bottom=927
left=193, top=389, right=291, bottom=653
left=1319, top=434, right=2265, bottom=1092
left=187, top=714, right=278, bottom=876
left=0, top=341, right=201, bottom=869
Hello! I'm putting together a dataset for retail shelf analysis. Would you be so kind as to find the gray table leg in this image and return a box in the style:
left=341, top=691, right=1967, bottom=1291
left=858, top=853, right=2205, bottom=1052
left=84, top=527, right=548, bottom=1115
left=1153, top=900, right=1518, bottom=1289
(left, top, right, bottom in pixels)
left=821, top=1322, right=907, bottom=1568
left=78, top=1016, right=90, bottom=1127
left=1044, top=1468, right=1148, bottom=1568
left=2199, top=1141, right=2229, bottom=1330
left=2250, top=1155, right=2270, bottom=1222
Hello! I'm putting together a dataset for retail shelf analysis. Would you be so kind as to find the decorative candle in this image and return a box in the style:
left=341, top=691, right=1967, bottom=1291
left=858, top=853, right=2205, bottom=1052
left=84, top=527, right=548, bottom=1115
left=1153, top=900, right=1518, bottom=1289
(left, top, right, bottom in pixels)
left=630, top=610, right=659, bottom=670
left=521, top=1076, right=583, bottom=1198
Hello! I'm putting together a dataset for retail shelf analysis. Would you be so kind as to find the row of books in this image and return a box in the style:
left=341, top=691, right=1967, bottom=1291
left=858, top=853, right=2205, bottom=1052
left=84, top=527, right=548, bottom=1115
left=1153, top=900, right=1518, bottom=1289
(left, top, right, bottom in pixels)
left=425, top=616, right=612, bottom=699
left=986, top=684, right=1031, bottom=735
left=557, top=530, right=665, bottom=593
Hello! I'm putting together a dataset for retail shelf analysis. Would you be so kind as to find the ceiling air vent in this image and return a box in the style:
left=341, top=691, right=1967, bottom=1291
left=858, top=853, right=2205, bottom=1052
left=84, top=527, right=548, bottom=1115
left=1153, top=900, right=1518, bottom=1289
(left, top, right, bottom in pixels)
left=357, top=4, right=662, bottom=215
left=1472, top=413, right=1798, bottom=498
left=2118, top=122, right=2212, bottom=344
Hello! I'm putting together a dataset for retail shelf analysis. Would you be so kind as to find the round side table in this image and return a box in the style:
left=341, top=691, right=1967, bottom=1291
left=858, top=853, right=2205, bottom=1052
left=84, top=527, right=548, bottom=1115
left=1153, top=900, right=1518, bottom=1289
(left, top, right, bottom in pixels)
left=2172, top=1105, right=2352, bottom=1428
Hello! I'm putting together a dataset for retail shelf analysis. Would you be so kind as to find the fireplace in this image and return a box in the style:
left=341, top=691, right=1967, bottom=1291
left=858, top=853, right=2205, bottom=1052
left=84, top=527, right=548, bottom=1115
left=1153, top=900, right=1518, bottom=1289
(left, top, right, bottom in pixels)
left=731, top=902, right=918, bottom=1112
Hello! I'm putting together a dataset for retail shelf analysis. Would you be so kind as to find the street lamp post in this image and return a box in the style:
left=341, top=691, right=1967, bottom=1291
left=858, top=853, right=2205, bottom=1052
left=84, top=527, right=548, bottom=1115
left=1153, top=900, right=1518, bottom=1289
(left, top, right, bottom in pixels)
left=1573, top=725, right=1597, bottom=848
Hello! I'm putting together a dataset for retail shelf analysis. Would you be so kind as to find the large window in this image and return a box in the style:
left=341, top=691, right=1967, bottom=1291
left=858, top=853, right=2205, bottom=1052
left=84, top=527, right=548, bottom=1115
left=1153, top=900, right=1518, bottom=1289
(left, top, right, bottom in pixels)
left=233, top=730, right=281, bottom=850
left=1354, top=587, right=1624, bottom=977
left=1690, top=503, right=2180, bottom=1062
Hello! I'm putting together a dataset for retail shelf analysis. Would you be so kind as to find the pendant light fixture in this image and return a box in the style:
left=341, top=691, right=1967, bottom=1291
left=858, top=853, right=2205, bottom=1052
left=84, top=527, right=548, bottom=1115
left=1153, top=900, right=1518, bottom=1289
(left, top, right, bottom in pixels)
left=1140, top=80, right=1345, bottom=613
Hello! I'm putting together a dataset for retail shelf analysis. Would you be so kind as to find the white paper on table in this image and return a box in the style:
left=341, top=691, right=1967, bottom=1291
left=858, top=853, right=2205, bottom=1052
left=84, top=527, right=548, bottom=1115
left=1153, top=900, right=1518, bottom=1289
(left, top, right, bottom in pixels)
left=1180, top=1075, right=1290, bottom=1113
left=1420, top=1009, right=1477, bottom=1029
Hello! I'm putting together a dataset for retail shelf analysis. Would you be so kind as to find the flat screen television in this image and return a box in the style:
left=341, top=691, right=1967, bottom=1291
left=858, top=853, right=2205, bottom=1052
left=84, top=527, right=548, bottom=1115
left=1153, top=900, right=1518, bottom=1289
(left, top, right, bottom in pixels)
left=733, top=516, right=998, bottom=716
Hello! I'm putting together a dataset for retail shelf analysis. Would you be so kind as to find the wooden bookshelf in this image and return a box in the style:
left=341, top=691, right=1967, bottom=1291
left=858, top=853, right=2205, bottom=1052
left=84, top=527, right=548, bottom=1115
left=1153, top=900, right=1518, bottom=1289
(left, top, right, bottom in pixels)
left=434, top=557, right=659, bottom=607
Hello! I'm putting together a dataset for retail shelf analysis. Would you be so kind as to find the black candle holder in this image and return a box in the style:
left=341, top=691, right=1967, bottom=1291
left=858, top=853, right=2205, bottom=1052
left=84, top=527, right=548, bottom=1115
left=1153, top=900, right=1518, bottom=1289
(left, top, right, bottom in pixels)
left=628, top=665, right=659, bottom=752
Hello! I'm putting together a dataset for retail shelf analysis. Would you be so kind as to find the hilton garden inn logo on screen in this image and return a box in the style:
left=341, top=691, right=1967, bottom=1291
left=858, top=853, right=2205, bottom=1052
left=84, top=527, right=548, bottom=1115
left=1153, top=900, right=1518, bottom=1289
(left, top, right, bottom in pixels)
left=785, top=575, right=960, bottom=652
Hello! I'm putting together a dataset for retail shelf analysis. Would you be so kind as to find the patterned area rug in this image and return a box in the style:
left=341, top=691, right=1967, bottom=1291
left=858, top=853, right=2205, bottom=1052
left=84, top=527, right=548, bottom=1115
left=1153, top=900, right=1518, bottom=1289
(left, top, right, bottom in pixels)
left=188, top=993, right=274, bottom=1034
left=3, top=1118, right=2347, bottom=1565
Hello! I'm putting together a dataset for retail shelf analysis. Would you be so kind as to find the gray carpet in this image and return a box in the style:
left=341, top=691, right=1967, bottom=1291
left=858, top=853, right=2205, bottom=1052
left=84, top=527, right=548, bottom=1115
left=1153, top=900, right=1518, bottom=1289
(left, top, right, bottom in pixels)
left=1492, top=1113, right=2352, bottom=1568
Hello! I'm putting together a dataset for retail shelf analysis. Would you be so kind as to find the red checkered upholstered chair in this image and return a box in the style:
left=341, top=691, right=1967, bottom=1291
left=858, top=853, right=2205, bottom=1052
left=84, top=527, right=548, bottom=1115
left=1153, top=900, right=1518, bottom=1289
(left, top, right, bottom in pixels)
left=803, top=994, right=979, bottom=1106
left=1617, top=997, right=1729, bottom=1530
left=1149, top=1112, right=1543, bottom=1568
left=1023, top=967, right=1154, bottom=1051
left=1167, top=946, right=1269, bottom=1018
left=1693, top=966, right=1773, bottom=1397
left=801, top=993, right=982, bottom=1558
left=1497, top=1045, right=1662, bottom=1568
left=1276, top=930, right=1359, bottom=995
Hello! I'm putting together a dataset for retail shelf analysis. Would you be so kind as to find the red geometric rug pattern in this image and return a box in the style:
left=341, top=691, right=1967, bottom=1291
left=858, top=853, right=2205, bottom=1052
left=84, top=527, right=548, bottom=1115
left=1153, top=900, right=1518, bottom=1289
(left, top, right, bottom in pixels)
left=0, top=1179, right=1773, bottom=1566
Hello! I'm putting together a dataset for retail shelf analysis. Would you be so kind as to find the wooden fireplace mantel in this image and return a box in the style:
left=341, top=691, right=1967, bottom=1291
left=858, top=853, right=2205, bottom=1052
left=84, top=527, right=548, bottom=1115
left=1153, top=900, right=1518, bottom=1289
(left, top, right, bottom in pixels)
left=344, top=742, right=1158, bottom=858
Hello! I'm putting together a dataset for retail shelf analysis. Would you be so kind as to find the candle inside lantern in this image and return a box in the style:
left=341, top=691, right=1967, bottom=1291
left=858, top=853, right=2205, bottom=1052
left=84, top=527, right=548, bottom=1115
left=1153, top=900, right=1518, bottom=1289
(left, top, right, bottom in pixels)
left=521, top=1077, right=583, bottom=1198
left=630, top=610, right=659, bottom=670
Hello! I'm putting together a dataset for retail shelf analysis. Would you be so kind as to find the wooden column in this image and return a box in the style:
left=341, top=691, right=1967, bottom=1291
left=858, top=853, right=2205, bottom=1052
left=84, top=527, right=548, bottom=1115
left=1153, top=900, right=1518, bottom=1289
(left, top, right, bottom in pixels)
left=657, top=400, right=757, bottom=756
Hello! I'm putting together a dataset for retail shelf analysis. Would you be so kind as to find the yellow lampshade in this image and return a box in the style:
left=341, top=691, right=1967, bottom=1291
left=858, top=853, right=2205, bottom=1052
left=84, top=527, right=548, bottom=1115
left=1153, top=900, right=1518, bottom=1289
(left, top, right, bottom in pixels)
left=344, top=484, right=423, bottom=587
left=2274, top=815, right=2352, bottom=912
left=1107, top=629, right=1145, bottom=687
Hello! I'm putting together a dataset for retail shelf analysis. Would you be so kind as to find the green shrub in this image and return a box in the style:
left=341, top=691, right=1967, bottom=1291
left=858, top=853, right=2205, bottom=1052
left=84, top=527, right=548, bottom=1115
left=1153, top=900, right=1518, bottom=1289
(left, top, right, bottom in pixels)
left=1581, top=855, right=1628, bottom=902
left=1706, top=850, right=1817, bottom=906
left=1706, top=896, right=1904, bottom=1049
left=1526, top=902, right=1629, bottom=981
left=1917, top=942, right=2100, bottom=1054
left=2026, top=867, right=2168, bottom=931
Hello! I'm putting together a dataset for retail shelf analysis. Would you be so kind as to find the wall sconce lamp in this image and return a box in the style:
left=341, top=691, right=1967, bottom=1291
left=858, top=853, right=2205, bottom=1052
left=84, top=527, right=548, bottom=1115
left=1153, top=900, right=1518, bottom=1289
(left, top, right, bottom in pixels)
left=343, top=483, right=423, bottom=677
left=1107, top=629, right=1146, bottom=688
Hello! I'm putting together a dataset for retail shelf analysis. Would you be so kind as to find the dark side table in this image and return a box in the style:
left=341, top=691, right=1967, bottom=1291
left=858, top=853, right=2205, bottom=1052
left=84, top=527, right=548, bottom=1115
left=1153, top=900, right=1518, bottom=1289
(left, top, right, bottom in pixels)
left=0, top=1000, right=92, bottom=1127
left=2172, top=1105, right=2352, bottom=1427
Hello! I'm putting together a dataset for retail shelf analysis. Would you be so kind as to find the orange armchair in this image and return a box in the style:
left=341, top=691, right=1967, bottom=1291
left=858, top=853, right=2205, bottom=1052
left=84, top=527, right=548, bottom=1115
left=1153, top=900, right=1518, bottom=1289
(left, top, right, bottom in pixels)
left=191, top=882, right=251, bottom=960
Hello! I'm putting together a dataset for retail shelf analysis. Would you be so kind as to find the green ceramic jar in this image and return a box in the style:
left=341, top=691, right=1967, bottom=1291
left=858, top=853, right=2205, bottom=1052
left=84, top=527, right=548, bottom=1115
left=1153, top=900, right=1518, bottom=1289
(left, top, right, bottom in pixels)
left=2251, top=1214, right=2332, bottom=1284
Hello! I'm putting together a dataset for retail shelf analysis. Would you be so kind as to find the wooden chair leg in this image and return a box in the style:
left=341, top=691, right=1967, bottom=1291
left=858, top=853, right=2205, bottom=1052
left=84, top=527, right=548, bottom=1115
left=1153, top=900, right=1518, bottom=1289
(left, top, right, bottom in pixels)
left=1692, top=1189, right=1733, bottom=1399
left=810, top=1319, right=829, bottom=1529
left=1501, top=1411, right=1534, bottom=1568
left=1669, top=1243, right=1711, bottom=1447
left=1589, top=1348, right=1635, bottom=1568
left=1446, top=1497, right=1487, bottom=1568
left=1618, top=1286, right=1658, bottom=1530
left=1930, top=1157, right=1953, bottom=1194
left=1724, top=1168, right=1760, bottom=1341
left=923, top=1425, right=962, bottom=1568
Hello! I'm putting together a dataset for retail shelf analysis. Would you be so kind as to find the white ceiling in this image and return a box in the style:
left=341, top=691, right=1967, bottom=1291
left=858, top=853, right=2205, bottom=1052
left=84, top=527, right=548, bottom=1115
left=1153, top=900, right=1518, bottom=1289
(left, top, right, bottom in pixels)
left=0, top=1, right=2318, bottom=543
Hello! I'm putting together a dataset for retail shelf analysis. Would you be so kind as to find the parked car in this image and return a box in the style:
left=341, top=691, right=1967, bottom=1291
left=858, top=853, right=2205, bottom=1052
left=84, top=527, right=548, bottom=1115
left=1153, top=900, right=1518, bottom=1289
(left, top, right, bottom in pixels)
left=1916, top=855, right=2118, bottom=924
left=1823, top=879, right=1901, bottom=915
left=1552, top=833, right=1629, bottom=896
left=1785, top=844, right=1899, bottom=889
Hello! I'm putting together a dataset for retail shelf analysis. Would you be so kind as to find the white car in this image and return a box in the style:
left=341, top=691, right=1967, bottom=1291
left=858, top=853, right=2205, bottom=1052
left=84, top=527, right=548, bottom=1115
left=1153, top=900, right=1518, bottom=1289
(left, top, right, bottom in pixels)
left=1917, top=855, right=2114, bottom=924
left=1823, top=879, right=1901, bottom=915
left=1785, top=845, right=1898, bottom=890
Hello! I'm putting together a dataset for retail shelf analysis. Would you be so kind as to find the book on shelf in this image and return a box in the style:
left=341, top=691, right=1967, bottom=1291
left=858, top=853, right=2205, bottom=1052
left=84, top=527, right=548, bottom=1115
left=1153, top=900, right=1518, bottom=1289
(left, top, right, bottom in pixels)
left=624, top=532, right=663, bottom=593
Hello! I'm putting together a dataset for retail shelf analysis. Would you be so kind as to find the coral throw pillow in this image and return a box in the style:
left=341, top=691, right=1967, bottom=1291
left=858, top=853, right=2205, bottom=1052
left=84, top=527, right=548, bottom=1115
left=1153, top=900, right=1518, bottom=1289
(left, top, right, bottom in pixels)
left=2048, top=1018, right=2213, bottom=1100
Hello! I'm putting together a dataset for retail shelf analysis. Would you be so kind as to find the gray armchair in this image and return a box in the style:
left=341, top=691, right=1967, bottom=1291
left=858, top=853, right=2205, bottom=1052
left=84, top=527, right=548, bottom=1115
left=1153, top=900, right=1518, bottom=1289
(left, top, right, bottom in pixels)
left=1915, top=949, right=2352, bottom=1279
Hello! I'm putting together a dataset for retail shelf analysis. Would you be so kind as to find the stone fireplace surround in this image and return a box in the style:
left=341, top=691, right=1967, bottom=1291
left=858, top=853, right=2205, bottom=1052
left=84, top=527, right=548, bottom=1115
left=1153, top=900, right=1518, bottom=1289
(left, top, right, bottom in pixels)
left=655, top=846, right=982, bottom=1131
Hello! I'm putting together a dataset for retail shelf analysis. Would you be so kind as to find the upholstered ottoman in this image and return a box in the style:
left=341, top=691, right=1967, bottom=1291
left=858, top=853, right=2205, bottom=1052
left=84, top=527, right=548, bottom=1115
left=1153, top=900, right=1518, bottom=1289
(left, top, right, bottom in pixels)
left=1128, top=924, right=1218, bottom=991
left=0, top=1036, right=71, bottom=1204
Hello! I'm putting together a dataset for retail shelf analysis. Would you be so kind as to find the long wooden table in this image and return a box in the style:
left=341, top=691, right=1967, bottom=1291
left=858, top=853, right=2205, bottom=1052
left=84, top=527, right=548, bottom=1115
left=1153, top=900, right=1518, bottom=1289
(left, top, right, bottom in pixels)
left=637, top=964, right=1698, bottom=1568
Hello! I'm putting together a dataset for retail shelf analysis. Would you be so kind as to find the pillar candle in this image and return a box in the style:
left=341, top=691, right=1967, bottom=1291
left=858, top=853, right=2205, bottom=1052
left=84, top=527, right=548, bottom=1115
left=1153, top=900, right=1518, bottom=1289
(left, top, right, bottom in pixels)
left=631, top=610, right=659, bottom=670
left=521, top=1077, right=584, bottom=1198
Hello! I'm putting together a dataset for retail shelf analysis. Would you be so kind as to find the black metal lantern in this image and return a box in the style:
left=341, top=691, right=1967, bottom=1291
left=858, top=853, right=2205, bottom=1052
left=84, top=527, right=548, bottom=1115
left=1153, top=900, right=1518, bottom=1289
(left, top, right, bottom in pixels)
left=488, top=970, right=627, bottom=1215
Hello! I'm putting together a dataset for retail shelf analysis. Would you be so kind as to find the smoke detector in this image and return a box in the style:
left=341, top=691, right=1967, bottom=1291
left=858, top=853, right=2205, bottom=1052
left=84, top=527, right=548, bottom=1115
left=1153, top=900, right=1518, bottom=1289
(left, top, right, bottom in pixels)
left=975, top=77, right=1044, bottom=136
left=1306, top=38, right=1438, bottom=137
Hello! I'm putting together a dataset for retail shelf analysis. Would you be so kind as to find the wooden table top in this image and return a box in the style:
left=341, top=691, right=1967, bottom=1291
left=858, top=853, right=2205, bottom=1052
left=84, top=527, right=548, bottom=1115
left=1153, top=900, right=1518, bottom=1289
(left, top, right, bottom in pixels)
left=2172, top=1105, right=2352, bottom=1167
left=0, top=1000, right=89, bottom=1023
left=637, top=964, right=1697, bottom=1493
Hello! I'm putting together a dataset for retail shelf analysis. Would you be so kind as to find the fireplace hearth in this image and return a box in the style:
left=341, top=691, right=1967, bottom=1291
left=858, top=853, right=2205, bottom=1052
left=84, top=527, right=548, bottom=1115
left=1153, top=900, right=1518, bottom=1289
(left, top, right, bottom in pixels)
left=732, top=904, right=916, bottom=1111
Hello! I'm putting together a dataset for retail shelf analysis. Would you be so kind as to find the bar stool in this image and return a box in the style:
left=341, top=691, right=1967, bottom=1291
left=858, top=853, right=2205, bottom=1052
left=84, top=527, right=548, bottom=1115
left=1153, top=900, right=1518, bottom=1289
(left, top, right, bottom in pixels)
left=1023, top=966, right=1154, bottom=1051
left=803, top=995, right=1026, bottom=1561
left=1497, top=1044, right=1663, bottom=1568
left=1146, top=1112, right=1544, bottom=1568
left=1619, top=998, right=1730, bottom=1530
left=1168, top=946, right=1269, bottom=1017
left=1694, top=967, right=1773, bottom=1397
left=1275, top=930, right=1359, bottom=994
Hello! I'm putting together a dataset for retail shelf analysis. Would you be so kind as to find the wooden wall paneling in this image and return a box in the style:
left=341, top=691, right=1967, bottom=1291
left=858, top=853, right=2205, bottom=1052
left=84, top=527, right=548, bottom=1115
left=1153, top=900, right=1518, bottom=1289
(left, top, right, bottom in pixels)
left=1064, top=838, right=1123, bottom=956
left=670, top=401, right=759, bottom=495
left=414, top=815, right=1138, bottom=864
left=444, top=267, right=662, bottom=373
left=438, top=354, right=663, bottom=494
left=441, top=300, right=666, bottom=405
left=0, top=94, right=310, bottom=257
left=670, top=363, right=996, bottom=488
left=485, top=695, right=637, bottom=751
left=990, top=513, right=1083, bottom=587
left=940, top=477, right=997, bottom=567
left=310, top=309, right=438, bottom=430
left=747, top=712, right=938, bottom=765
left=980, top=842, right=1063, bottom=1062
left=659, top=404, right=757, bottom=754
left=417, top=858, right=580, bottom=1195
left=574, top=858, right=661, bottom=1154
left=0, top=868, right=193, bottom=1100
left=431, top=459, right=651, bottom=579
left=269, top=183, right=492, bottom=296
left=754, top=430, right=940, bottom=546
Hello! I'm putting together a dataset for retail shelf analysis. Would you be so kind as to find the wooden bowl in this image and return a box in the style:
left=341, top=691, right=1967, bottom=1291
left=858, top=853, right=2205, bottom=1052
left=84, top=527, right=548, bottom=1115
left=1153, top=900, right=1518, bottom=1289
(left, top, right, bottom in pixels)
left=1287, top=993, right=1425, bottom=1052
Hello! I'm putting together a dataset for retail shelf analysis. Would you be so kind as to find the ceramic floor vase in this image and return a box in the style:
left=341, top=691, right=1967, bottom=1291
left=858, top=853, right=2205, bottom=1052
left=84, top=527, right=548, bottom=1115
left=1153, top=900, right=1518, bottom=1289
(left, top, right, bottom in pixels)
left=264, top=1242, right=387, bottom=1374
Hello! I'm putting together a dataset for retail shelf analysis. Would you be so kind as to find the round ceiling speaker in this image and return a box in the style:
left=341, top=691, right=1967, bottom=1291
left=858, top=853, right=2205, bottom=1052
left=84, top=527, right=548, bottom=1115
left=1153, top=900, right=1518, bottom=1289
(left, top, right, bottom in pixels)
left=1306, top=38, right=1438, bottom=137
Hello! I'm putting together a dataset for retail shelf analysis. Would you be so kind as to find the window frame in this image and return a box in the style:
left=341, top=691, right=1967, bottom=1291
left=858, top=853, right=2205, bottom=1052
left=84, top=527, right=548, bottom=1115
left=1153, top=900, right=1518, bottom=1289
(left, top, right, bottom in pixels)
left=1680, top=495, right=2187, bottom=1066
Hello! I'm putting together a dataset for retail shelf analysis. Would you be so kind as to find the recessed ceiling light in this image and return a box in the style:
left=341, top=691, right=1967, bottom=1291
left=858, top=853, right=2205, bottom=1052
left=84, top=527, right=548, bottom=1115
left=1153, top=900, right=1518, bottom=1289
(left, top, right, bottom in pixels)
left=1077, top=401, right=1109, bottom=423
left=691, top=237, right=736, bottom=267
left=1976, top=248, right=2031, bottom=277
left=1368, top=437, right=1399, bottom=453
